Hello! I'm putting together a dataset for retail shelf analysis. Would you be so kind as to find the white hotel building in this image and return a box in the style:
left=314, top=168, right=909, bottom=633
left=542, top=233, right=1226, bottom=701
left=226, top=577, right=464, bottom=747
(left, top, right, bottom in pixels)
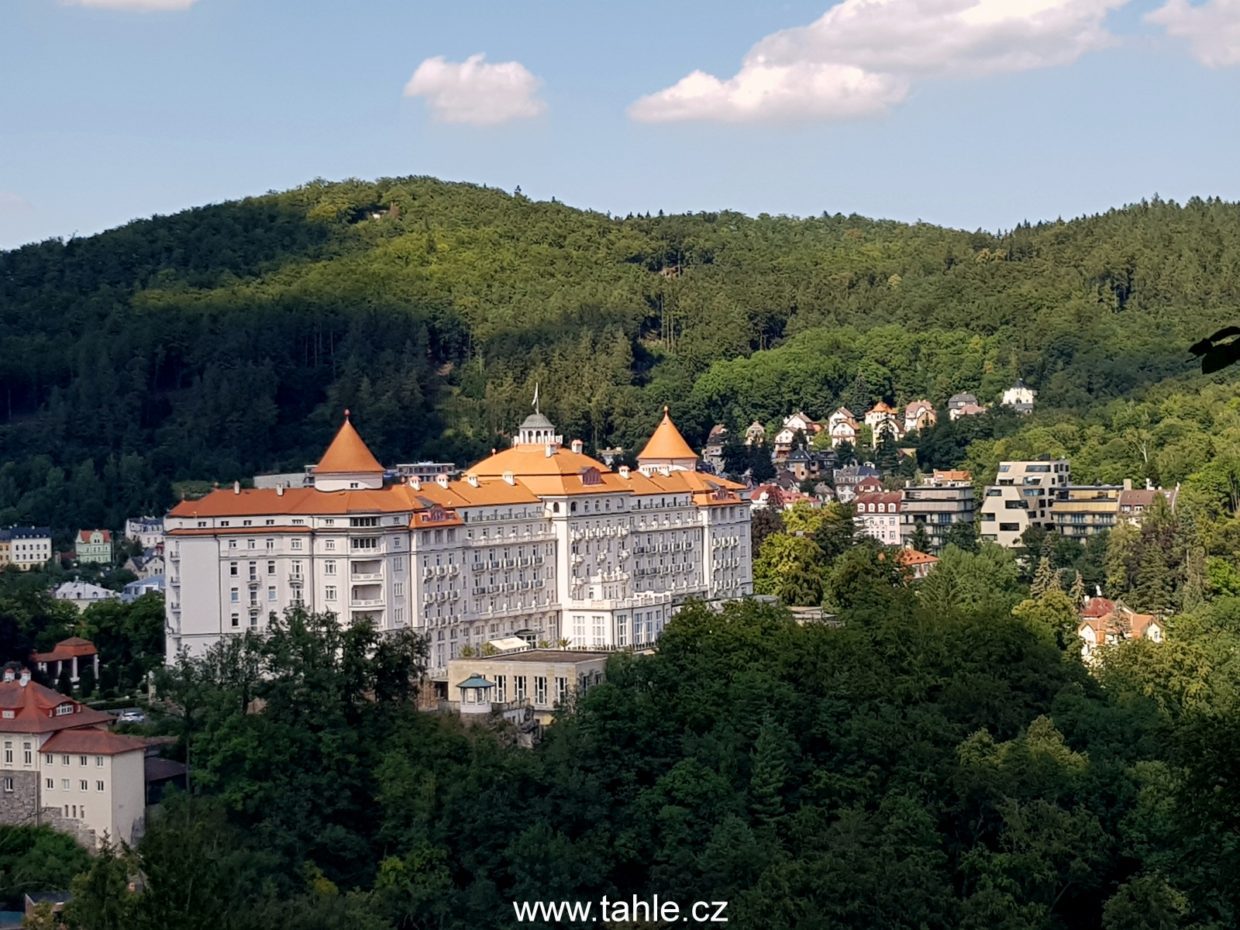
left=164, top=407, right=753, bottom=674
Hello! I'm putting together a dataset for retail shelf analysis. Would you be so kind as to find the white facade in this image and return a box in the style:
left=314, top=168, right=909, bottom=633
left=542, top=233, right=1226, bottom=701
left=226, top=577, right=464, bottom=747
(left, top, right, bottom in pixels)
left=165, top=410, right=753, bottom=677
left=853, top=492, right=903, bottom=546
left=124, top=517, right=165, bottom=551
left=0, top=528, right=53, bottom=571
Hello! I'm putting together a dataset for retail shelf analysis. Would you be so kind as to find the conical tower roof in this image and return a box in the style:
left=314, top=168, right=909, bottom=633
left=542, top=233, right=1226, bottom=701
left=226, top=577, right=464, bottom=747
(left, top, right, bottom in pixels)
left=637, top=407, right=698, bottom=462
left=314, top=411, right=384, bottom=474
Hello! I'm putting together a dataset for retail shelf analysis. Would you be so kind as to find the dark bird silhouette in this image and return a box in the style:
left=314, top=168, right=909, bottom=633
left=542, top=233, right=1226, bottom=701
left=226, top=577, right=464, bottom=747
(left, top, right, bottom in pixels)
left=1190, top=326, right=1240, bottom=374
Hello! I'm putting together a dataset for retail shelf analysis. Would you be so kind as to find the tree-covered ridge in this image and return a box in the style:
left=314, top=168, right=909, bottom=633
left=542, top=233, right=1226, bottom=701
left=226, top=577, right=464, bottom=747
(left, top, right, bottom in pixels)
left=2, top=177, right=1239, bottom=532
left=44, top=591, right=1240, bottom=930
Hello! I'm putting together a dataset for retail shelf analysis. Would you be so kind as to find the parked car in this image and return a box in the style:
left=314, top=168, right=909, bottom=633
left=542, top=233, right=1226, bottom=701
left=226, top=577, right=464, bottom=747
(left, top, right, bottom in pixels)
left=116, top=709, right=146, bottom=724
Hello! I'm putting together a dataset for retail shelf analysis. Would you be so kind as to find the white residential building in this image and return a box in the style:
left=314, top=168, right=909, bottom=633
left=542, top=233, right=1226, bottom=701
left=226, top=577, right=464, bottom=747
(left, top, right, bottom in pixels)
left=124, top=517, right=164, bottom=551
left=164, top=406, right=753, bottom=677
left=853, top=491, right=903, bottom=546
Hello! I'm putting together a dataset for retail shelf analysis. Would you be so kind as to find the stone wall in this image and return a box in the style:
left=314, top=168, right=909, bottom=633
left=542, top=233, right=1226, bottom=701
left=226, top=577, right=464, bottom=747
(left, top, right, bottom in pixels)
left=0, top=769, right=39, bottom=826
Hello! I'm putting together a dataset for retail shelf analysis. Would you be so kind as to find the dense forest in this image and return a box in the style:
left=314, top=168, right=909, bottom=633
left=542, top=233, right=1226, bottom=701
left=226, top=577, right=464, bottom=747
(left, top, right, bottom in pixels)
left=24, top=587, right=1240, bottom=930
left=2, top=176, right=1239, bottom=535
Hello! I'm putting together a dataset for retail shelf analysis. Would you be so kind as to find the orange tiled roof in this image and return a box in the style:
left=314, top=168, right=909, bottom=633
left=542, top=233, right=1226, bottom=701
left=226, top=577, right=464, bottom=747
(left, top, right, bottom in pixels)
left=637, top=408, right=698, bottom=462
left=0, top=679, right=114, bottom=734
left=32, top=637, right=97, bottom=662
left=41, top=728, right=148, bottom=756
left=77, top=530, right=111, bottom=543
left=466, top=445, right=611, bottom=479
left=313, top=413, right=384, bottom=474
left=898, top=549, right=939, bottom=566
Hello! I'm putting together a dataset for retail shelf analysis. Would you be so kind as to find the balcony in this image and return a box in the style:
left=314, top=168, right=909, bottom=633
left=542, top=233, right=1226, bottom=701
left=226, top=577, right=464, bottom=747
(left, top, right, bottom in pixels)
left=351, top=597, right=384, bottom=608
left=351, top=571, right=382, bottom=582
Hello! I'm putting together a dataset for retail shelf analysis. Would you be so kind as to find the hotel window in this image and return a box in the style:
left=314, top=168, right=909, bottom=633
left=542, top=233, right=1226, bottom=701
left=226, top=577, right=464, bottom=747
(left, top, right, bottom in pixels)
left=79, top=756, right=87, bottom=766
left=80, top=780, right=88, bottom=791
left=229, top=540, right=237, bottom=549
left=535, top=676, right=547, bottom=705
left=324, top=560, right=336, bottom=575
left=3, top=742, right=11, bottom=764
left=266, top=538, right=275, bottom=550
left=394, top=582, right=404, bottom=596
left=95, top=756, right=103, bottom=767
left=267, top=560, right=276, bottom=575
left=515, top=676, right=527, bottom=701
left=292, top=539, right=303, bottom=550
left=96, top=781, right=104, bottom=791
left=46, top=778, right=54, bottom=790
left=23, top=743, right=31, bottom=765
left=230, top=588, right=239, bottom=603
left=326, top=539, right=336, bottom=551
left=44, top=754, right=53, bottom=765
left=494, top=675, right=506, bottom=702
left=62, top=779, right=70, bottom=790
left=556, top=676, right=567, bottom=704
left=230, top=563, right=238, bottom=576
left=62, top=755, right=69, bottom=765
left=2, top=777, right=12, bottom=793
left=325, top=586, right=337, bottom=601
left=268, top=586, right=277, bottom=602
left=231, top=613, right=240, bottom=628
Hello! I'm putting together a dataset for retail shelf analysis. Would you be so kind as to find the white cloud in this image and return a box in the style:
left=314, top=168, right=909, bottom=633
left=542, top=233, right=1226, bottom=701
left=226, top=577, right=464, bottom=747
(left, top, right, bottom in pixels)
left=63, top=0, right=197, bottom=9
left=630, top=0, right=1127, bottom=123
left=403, top=53, right=546, bottom=126
left=1147, top=0, right=1240, bottom=67
left=0, top=193, right=34, bottom=214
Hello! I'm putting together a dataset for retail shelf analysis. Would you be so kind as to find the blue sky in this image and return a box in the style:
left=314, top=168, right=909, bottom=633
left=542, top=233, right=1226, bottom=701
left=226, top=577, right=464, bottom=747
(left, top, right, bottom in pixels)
left=3, top=0, right=1240, bottom=249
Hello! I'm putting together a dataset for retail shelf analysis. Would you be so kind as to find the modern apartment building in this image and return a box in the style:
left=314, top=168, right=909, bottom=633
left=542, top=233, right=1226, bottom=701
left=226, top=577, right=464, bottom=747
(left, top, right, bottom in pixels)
left=979, top=459, right=1070, bottom=548
left=900, top=471, right=976, bottom=552
left=1050, top=485, right=1124, bottom=539
left=164, top=406, right=753, bottom=677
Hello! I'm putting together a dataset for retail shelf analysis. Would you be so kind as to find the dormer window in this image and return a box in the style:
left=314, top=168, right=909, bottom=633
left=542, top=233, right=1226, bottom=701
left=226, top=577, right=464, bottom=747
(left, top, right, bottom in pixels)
left=54, top=704, right=75, bottom=716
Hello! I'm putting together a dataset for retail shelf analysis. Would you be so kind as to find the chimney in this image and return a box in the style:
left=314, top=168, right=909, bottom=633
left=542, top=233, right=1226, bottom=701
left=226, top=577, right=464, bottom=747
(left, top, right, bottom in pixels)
left=18, top=669, right=29, bottom=688
left=2, top=667, right=13, bottom=682
left=545, top=444, right=554, bottom=458
left=436, top=473, right=450, bottom=488
left=503, top=471, right=515, bottom=486
left=571, top=439, right=584, bottom=454
left=1123, top=478, right=1132, bottom=490
left=619, top=466, right=631, bottom=479
left=409, top=476, right=422, bottom=490
left=233, top=481, right=241, bottom=495
left=276, top=485, right=284, bottom=497
left=466, top=474, right=479, bottom=488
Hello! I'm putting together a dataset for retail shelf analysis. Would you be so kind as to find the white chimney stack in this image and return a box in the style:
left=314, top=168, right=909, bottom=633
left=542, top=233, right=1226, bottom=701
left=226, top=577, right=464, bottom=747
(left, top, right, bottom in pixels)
left=436, top=473, right=450, bottom=488
left=466, top=474, right=479, bottom=488
left=2, top=667, right=13, bottom=682
left=233, top=481, right=241, bottom=495
left=571, top=439, right=584, bottom=454
left=619, top=466, right=631, bottom=479
left=503, top=471, right=516, bottom=486
left=276, top=485, right=284, bottom=497
left=409, top=476, right=422, bottom=490
left=545, top=444, right=554, bottom=458
left=18, top=669, right=30, bottom=688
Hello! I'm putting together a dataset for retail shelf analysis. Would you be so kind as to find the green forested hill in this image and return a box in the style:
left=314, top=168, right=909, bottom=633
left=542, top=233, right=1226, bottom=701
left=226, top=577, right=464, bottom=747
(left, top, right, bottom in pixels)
left=1, top=176, right=1237, bottom=530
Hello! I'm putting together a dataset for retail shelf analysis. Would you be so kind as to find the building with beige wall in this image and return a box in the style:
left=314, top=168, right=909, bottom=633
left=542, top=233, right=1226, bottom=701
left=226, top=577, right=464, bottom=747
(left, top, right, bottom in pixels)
left=1050, top=485, right=1124, bottom=539
left=0, top=667, right=147, bottom=849
left=447, top=648, right=613, bottom=724
left=0, top=528, right=52, bottom=571
left=979, top=460, right=1070, bottom=548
